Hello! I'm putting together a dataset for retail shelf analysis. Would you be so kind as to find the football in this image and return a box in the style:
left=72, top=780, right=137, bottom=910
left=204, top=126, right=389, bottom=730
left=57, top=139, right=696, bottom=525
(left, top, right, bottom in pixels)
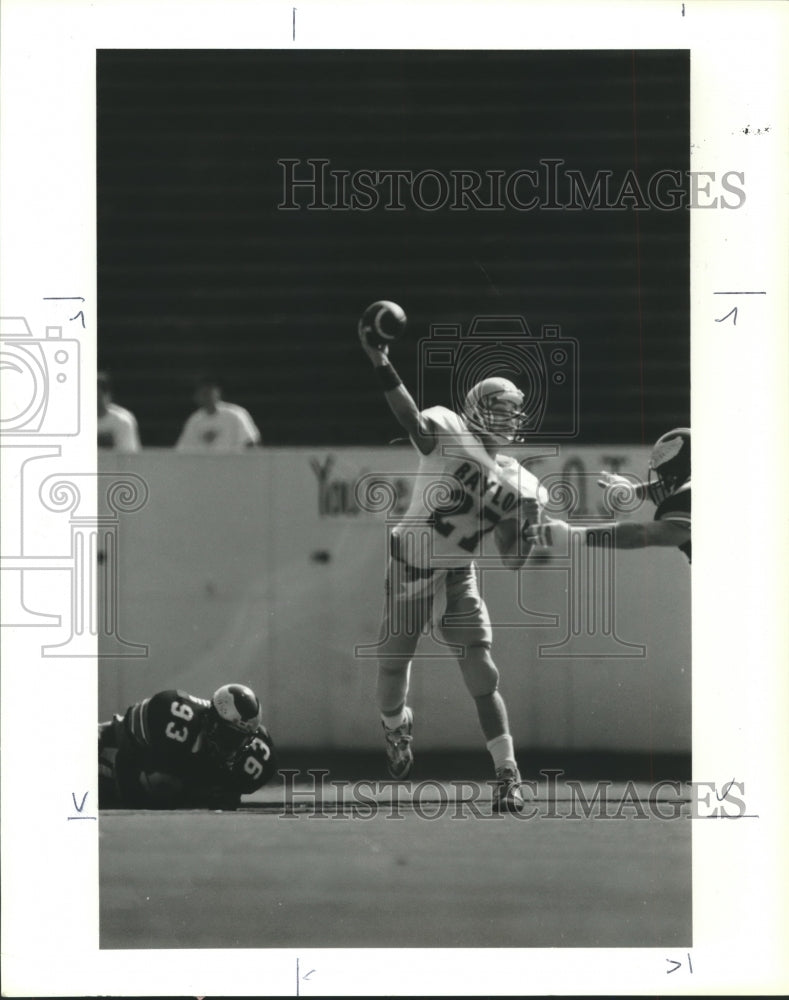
left=359, top=300, right=407, bottom=349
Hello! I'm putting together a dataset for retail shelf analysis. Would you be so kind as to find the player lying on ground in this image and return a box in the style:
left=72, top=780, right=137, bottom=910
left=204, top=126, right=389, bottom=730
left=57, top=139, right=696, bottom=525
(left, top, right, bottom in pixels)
left=527, top=428, right=691, bottom=563
left=98, top=683, right=278, bottom=809
left=359, top=325, right=545, bottom=813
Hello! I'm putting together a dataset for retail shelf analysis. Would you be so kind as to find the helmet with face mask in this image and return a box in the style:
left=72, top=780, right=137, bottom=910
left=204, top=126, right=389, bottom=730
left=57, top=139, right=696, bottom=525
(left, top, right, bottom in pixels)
left=462, top=377, right=527, bottom=445
left=647, top=428, right=690, bottom=505
left=204, top=684, right=262, bottom=762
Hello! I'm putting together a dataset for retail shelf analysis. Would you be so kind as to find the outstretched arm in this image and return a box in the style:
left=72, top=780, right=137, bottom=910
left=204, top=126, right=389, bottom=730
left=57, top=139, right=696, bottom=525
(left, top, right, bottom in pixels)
left=358, top=323, right=436, bottom=455
left=527, top=517, right=689, bottom=551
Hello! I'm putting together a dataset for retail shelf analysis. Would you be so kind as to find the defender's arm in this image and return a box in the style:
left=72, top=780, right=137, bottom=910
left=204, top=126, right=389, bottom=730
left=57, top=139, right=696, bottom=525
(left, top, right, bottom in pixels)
left=528, top=518, right=689, bottom=551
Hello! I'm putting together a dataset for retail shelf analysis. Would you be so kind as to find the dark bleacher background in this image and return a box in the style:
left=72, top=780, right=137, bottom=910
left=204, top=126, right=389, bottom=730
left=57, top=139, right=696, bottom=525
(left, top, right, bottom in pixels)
left=97, top=50, right=689, bottom=447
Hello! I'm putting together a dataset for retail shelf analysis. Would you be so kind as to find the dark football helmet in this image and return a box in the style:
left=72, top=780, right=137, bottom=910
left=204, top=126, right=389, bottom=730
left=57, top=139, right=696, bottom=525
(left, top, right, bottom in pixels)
left=647, top=428, right=690, bottom=505
left=205, top=683, right=262, bottom=761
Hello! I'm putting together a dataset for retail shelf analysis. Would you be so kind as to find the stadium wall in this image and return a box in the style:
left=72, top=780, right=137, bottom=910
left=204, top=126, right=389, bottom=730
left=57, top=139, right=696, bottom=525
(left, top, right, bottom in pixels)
left=98, top=448, right=691, bottom=754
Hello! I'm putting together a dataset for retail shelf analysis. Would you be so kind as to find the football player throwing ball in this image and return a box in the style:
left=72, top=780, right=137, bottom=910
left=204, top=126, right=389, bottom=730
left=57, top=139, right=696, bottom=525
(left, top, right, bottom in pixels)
left=358, top=306, right=546, bottom=813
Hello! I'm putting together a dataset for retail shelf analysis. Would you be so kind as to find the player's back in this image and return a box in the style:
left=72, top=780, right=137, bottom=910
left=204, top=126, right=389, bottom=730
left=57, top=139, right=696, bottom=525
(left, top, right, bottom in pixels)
left=231, top=723, right=278, bottom=793
left=123, top=688, right=211, bottom=765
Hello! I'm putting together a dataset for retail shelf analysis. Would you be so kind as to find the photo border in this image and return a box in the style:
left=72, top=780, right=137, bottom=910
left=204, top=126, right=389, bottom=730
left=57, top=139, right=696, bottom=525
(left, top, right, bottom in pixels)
left=1, top=1, right=787, bottom=995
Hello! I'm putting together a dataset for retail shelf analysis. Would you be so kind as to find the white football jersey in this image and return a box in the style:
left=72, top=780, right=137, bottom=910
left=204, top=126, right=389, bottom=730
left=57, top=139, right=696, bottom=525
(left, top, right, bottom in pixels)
left=392, top=406, right=545, bottom=568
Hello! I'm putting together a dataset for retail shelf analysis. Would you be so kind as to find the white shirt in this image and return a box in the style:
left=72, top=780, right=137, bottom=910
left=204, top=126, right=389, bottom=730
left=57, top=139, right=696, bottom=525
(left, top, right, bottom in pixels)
left=175, top=401, right=261, bottom=453
left=97, top=403, right=141, bottom=452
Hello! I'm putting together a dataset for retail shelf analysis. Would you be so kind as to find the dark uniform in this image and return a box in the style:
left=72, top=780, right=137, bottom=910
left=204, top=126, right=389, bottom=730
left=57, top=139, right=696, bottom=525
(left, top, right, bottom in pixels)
left=654, top=481, right=691, bottom=563
left=99, top=688, right=277, bottom=809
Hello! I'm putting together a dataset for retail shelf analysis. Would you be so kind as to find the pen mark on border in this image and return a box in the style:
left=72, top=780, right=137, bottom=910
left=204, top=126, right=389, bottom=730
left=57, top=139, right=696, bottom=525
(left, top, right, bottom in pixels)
left=68, top=790, right=97, bottom=820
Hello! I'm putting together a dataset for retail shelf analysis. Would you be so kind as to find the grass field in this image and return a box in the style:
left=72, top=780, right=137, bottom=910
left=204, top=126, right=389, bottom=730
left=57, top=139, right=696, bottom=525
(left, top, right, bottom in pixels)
left=100, top=776, right=692, bottom=950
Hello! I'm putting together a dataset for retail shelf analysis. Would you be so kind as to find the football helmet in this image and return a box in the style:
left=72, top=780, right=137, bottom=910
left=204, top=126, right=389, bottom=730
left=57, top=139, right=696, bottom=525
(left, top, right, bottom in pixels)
left=205, top=683, right=262, bottom=760
left=647, top=428, right=690, bottom=505
left=463, top=377, right=526, bottom=445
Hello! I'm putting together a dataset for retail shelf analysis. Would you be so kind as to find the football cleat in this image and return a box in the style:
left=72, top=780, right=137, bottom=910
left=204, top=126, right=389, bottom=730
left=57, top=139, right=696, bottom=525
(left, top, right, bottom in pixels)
left=463, top=377, right=527, bottom=445
left=647, top=428, right=690, bottom=505
left=492, top=765, right=525, bottom=814
left=382, top=706, right=414, bottom=779
left=206, top=683, right=262, bottom=761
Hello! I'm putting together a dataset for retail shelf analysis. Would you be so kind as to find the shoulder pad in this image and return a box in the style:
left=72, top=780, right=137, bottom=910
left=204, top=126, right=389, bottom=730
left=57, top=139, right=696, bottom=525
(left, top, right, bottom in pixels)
left=422, top=405, right=466, bottom=436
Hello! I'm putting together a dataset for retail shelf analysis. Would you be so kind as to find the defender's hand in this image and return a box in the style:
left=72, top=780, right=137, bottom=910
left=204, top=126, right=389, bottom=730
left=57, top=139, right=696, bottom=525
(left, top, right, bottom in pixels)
left=526, top=519, right=571, bottom=553
left=597, top=470, right=646, bottom=503
left=597, top=471, right=630, bottom=490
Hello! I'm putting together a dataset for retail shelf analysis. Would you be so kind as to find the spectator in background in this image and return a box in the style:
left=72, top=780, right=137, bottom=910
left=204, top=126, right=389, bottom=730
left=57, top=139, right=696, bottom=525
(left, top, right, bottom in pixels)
left=97, top=371, right=141, bottom=452
left=175, top=376, right=262, bottom=452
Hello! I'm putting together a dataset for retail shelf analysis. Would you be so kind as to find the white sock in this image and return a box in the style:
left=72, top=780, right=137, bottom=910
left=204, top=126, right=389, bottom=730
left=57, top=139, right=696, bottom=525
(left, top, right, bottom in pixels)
left=382, top=706, right=410, bottom=730
left=486, top=734, right=517, bottom=773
